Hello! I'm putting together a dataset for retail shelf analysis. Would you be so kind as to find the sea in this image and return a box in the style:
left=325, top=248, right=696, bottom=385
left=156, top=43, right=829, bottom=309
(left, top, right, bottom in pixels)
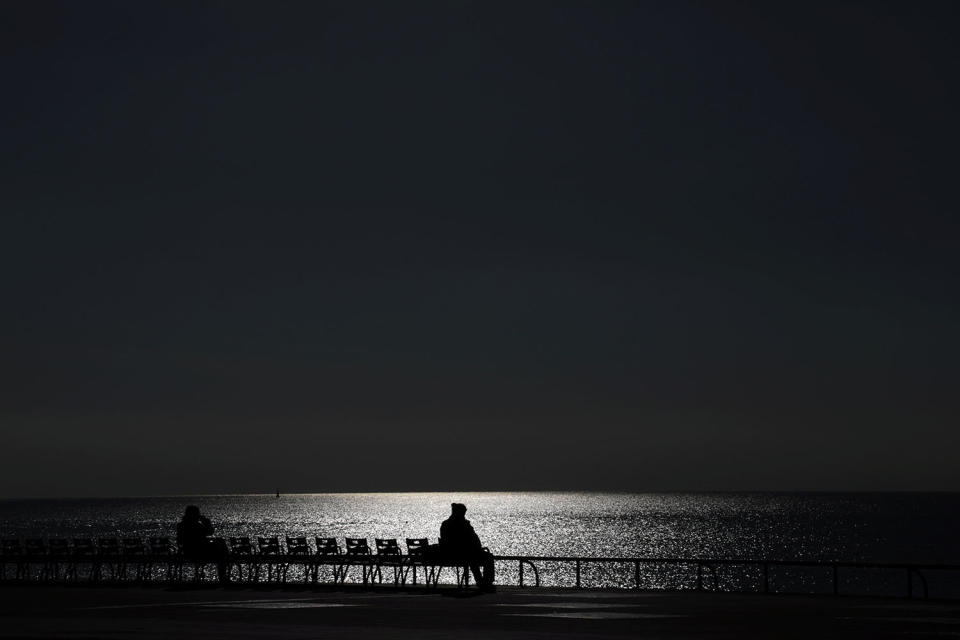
left=2, top=492, right=959, bottom=592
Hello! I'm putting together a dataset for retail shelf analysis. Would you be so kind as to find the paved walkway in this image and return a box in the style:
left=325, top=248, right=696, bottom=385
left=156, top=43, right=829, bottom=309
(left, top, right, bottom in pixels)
left=2, top=584, right=959, bottom=639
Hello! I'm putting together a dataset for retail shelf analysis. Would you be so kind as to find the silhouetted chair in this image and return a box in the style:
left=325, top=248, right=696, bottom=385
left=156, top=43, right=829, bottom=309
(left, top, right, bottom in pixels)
left=24, top=539, right=48, bottom=581
left=228, top=537, right=254, bottom=582
left=47, top=539, right=70, bottom=581
left=24, top=538, right=46, bottom=555
left=404, top=538, right=434, bottom=585
left=255, top=536, right=282, bottom=582
left=148, top=537, right=176, bottom=581
left=416, top=542, right=472, bottom=588
left=284, top=536, right=312, bottom=583
left=122, top=538, right=147, bottom=581
left=177, top=539, right=222, bottom=583
left=374, top=538, right=404, bottom=585
left=1, top=539, right=26, bottom=580
left=342, top=538, right=375, bottom=584
left=312, top=537, right=343, bottom=583
left=95, top=538, right=122, bottom=581
left=68, top=538, right=96, bottom=581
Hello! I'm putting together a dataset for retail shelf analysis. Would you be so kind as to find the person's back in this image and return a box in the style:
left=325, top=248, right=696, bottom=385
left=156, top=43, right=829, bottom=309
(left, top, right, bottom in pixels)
left=176, top=505, right=229, bottom=583
left=440, top=512, right=481, bottom=556
left=438, top=503, right=494, bottom=591
left=176, top=507, right=213, bottom=556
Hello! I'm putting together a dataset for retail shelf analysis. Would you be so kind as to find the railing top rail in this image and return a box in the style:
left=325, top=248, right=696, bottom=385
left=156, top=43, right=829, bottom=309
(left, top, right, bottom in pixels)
left=3, top=543, right=958, bottom=573
left=492, top=555, right=960, bottom=571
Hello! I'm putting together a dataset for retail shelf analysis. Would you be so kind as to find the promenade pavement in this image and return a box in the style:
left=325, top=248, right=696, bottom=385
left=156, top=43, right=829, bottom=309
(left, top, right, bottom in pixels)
left=1, top=583, right=959, bottom=639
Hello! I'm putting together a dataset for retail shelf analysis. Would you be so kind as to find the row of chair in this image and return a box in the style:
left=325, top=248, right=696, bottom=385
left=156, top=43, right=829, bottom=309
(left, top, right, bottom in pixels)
left=1, top=536, right=421, bottom=555
left=225, top=536, right=436, bottom=585
left=1, top=537, right=178, bottom=582
left=0, top=536, right=471, bottom=587
left=2, top=537, right=176, bottom=557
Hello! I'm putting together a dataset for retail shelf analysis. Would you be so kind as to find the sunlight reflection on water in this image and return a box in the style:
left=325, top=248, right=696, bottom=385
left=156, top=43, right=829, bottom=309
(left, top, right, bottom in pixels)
left=2, top=492, right=959, bottom=565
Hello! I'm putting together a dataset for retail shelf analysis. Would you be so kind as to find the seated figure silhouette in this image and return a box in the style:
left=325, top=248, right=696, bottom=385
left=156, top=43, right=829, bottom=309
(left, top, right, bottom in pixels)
left=176, top=505, right=230, bottom=583
left=439, top=503, right=495, bottom=591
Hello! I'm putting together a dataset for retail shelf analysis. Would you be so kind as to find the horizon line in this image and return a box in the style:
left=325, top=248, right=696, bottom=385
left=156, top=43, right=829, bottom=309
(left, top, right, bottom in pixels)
left=3, top=489, right=960, bottom=500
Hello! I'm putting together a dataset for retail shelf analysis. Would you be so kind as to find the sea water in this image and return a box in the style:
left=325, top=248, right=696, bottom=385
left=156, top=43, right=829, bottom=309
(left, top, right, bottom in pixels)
left=2, top=492, right=958, bottom=564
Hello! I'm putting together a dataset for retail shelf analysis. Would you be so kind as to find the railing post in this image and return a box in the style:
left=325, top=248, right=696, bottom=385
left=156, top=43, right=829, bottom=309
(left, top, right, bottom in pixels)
left=634, top=561, right=640, bottom=590
left=519, top=559, right=524, bottom=588
left=575, top=560, right=581, bottom=589
left=907, top=568, right=912, bottom=599
left=832, top=564, right=838, bottom=596
left=696, top=563, right=703, bottom=591
left=762, top=562, right=769, bottom=594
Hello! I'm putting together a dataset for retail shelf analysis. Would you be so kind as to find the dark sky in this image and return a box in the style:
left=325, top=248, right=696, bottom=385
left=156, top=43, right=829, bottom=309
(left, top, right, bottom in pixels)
left=2, top=1, right=958, bottom=497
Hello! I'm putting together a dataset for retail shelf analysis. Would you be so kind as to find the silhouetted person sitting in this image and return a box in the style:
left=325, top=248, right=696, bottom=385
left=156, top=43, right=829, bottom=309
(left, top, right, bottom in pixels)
left=439, top=503, right=495, bottom=591
left=176, top=505, right=230, bottom=583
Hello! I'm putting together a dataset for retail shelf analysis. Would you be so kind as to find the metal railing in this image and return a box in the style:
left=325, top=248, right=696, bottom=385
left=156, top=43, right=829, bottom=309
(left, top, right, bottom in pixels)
left=493, top=555, right=960, bottom=599
left=4, top=540, right=959, bottom=599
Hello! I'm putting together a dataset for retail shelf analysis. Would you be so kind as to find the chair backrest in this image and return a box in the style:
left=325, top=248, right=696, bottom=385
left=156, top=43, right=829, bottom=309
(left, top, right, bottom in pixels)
left=375, top=538, right=401, bottom=556
left=257, top=536, right=281, bottom=555
left=25, top=538, right=47, bottom=555
left=405, top=538, right=429, bottom=556
left=149, top=537, right=173, bottom=554
left=315, top=537, right=340, bottom=556
left=72, top=539, right=96, bottom=555
left=286, top=536, right=310, bottom=555
left=48, top=539, right=70, bottom=555
left=98, top=538, right=121, bottom=554
left=345, top=538, right=370, bottom=555
left=2, top=539, right=23, bottom=555
left=122, top=538, right=146, bottom=554
left=229, top=537, right=253, bottom=555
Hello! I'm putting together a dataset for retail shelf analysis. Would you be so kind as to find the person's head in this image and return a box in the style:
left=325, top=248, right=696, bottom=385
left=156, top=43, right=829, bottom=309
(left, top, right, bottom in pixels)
left=451, top=503, right=467, bottom=518
left=183, top=505, right=200, bottom=521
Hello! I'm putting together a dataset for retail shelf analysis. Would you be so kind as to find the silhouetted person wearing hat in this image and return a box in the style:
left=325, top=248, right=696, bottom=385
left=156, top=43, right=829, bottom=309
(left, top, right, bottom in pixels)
left=176, top=505, right=230, bottom=583
left=439, top=503, right=495, bottom=591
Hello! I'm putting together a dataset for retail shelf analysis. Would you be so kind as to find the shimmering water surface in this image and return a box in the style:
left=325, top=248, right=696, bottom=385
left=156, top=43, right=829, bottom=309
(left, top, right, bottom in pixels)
left=2, top=493, right=958, bottom=564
